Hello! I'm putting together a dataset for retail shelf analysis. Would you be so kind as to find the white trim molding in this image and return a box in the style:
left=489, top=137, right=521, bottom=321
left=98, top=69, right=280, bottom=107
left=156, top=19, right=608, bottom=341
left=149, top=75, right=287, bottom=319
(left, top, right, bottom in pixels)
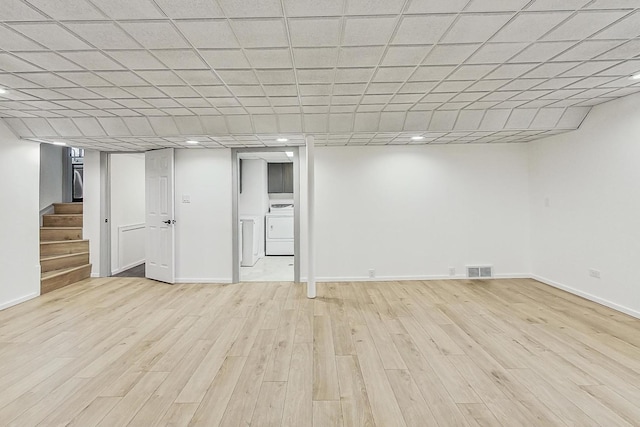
left=0, top=292, right=39, bottom=311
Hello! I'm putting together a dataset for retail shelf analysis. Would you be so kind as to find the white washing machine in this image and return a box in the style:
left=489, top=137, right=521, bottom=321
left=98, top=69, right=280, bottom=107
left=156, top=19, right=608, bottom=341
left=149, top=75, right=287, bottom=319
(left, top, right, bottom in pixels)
left=265, top=200, right=294, bottom=255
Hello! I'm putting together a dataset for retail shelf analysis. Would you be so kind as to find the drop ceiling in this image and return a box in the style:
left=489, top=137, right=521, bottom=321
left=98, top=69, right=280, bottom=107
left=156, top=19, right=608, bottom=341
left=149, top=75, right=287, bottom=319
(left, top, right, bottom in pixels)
left=0, top=0, right=639, bottom=151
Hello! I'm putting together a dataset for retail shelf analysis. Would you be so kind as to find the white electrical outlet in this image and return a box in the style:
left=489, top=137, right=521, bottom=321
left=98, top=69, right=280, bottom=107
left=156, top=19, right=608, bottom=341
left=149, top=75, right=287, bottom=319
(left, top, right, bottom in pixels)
left=182, top=194, right=191, bottom=203
left=368, top=269, right=375, bottom=278
left=589, top=269, right=601, bottom=279
left=449, top=267, right=456, bottom=276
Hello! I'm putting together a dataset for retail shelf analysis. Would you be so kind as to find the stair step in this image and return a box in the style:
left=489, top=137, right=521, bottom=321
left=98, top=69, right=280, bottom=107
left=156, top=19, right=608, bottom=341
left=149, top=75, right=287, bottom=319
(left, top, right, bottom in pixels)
left=41, top=252, right=90, bottom=273
left=54, top=203, right=83, bottom=214
left=41, top=264, right=91, bottom=294
left=40, top=227, right=82, bottom=241
left=43, top=214, right=83, bottom=227
left=40, top=239, right=89, bottom=257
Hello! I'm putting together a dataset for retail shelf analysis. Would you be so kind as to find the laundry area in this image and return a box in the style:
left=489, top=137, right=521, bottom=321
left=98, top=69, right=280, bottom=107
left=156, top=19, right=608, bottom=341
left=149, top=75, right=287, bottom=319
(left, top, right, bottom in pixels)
left=238, top=151, right=296, bottom=282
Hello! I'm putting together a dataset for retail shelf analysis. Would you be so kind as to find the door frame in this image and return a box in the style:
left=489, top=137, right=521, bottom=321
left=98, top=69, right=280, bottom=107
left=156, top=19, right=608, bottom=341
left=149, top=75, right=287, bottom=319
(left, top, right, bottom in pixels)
left=231, top=147, right=301, bottom=283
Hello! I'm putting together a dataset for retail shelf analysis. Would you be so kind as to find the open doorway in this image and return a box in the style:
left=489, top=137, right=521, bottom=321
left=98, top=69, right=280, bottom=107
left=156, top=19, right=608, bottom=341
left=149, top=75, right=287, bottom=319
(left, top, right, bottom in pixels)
left=108, top=153, right=146, bottom=278
left=232, top=148, right=300, bottom=283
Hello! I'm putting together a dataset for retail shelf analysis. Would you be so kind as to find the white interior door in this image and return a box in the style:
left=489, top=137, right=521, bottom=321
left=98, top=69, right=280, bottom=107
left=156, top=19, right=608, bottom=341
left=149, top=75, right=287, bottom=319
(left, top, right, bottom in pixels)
left=145, top=148, right=175, bottom=283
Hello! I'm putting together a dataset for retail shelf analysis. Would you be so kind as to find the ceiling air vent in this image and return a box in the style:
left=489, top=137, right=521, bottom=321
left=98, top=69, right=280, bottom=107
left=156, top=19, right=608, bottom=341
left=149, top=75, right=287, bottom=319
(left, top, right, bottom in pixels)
left=466, top=266, right=493, bottom=279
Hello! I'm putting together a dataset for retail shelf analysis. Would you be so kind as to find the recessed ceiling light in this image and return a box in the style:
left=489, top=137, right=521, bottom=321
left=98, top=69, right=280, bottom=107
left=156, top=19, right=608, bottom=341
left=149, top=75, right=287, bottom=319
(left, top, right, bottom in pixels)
left=411, top=136, right=425, bottom=140
left=53, top=141, right=67, bottom=146
left=285, top=151, right=294, bottom=158
left=630, top=73, right=640, bottom=80
left=277, top=138, right=289, bottom=142
left=0, top=88, right=7, bottom=94
left=186, top=140, right=199, bottom=144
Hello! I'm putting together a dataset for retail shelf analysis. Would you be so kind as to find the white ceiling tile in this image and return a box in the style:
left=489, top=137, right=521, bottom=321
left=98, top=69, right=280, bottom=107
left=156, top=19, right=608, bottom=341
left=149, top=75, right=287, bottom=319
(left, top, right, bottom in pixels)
left=216, top=69, right=260, bottom=85
left=10, top=23, right=91, bottom=50
left=447, top=64, right=496, bottom=80
left=174, top=116, right=204, bottom=134
left=466, top=0, right=531, bottom=12
left=62, top=51, right=124, bottom=70
left=136, top=70, right=184, bottom=85
left=226, top=115, right=254, bottom=133
left=288, top=18, right=341, bottom=47
left=294, top=48, right=339, bottom=68
left=403, top=111, right=431, bottom=130
left=347, top=0, right=405, bottom=15
left=584, top=0, right=639, bottom=9
left=98, top=117, right=131, bottom=136
left=406, top=0, right=468, bottom=13
left=379, top=112, right=405, bottom=131
left=500, top=79, right=546, bottom=91
left=230, top=86, right=264, bottom=97
left=120, top=22, right=188, bottom=49
left=425, top=44, right=481, bottom=65
left=393, top=15, right=456, bottom=44
left=552, top=40, right=623, bottom=62
left=125, top=86, right=166, bottom=98
left=510, top=41, right=575, bottom=62
left=1, top=0, right=47, bottom=21
left=90, top=0, right=164, bottom=19
left=398, top=81, right=437, bottom=93
left=543, top=11, right=629, bottom=41
left=442, top=14, right=512, bottom=43
left=338, top=46, right=385, bottom=67
left=264, top=85, right=297, bottom=96
left=175, top=21, right=239, bottom=49
left=283, top=0, right=343, bottom=16
left=332, top=95, right=361, bottom=104
left=240, top=97, right=270, bottom=107
left=149, top=116, right=180, bottom=134
left=153, top=50, right=208, bottom=69
left=343, top=17, right=396, bottom=46
left=17, top=52, right=82, bottom=71
left=492, top=12, right=572, bottom=43
left=65, top=23, right=140, bottom=50
left=597, top=59, right=640, bottom=76
left=123, top=117, right=155, bottom=135
left=382, top=46, right=432, bottom=66
left=429, top=110, right=458, bottom=131
left=597, top=40, right=640, bottom=60
left=252, top=115, right=279, bottom=132
left=556, top=106, right=590, bottom=128
left=299, top=84, right=331, bottom=96
left=48, top=118, right=83, bottom=136
left=22, top=118, right=58, bottom=136
left=26, top=0, right=105, bottom=19
left=255, top=69, right=296, bottom=84
left=486, top=63, right=538, bottom=79
left=175, top=70, right=221, bottom=86
left=22, top=73, right=75, bottom=88
left=154, top=0, right=223, bottom=18
left=366, top=82, right=402, bottom=94
left=335, top=68, right=375, bottom=83
left=466, top=43, right=528, bottom=64
left=301, top=95, right=329, bottom=106
left=97, top=71, right=146, bottom=86
left=197, top=86, right=231, bottom=97
left=0, top=73, right=45, bottom=88
left=593, top=11, right=640, bottom=39
left=217, top=0, right=282, bottom=17
left=528, top=108, right=564, bottom=129
left=145, top=98, right=180, bottom=108
left=479, top=109, right=510, bottom=130
left=434, top=80, right=474, bottom=92
left=0, top=26, right=42, bottom=51
left=161, top=86, right=200, bottom=98
left=107, top=50, right=165, bottom=70
left=332, top=83, right=365, bottom=95
left=560, top=61, right=618, bottom=77
left=73, top=117, right=106, bottom=136
left=410, top=65, right=456, bottom=81
left=354, top=112, right=379, bottom=131
left=231, top=19, right=288, bottom=48
left=328, top=114, right=353, bottom=132
left=245, top=48, right=293, bottom=69
left=372, top=67, right=415, bottom=82
left=200, top=50, right=250, bottom=69
left=453, top=109, right=485, bottom=130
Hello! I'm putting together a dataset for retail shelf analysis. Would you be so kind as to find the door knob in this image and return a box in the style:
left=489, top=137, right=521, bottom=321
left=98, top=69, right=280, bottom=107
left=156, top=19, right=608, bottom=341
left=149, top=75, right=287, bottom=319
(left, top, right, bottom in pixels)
left=162, top=219, right=175, bottom=225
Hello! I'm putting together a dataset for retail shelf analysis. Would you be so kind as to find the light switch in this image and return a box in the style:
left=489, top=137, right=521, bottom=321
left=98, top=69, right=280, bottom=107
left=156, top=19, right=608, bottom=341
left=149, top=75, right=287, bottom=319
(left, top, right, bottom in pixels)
left=182, top=194, right=190, bottom=203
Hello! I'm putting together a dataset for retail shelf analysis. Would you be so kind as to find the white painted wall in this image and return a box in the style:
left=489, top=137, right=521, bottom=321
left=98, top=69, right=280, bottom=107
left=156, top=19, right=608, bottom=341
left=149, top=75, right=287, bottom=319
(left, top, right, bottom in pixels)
left=175, top=149, right=232, bottom=282
left=0, top=121, right=40, bottom=310
left=39, top=143, right=64, bottom=211
left=313, top=144, right=531, bottom=281
left=109, top=153, right=145, bottom=274
left=529, top=93, right=640, bottom=318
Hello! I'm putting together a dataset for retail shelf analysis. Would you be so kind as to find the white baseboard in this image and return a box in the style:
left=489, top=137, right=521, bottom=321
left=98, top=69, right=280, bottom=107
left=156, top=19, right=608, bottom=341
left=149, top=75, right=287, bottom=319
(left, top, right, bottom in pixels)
left=0, top=292, right=40, bottom=311
left=90, top=273, right=100, bottom=278
left=303, top=273, right=531, bottom=283
left=174, top=278, right=233, bottom=284
left=531, top=275, right=640, bottom=320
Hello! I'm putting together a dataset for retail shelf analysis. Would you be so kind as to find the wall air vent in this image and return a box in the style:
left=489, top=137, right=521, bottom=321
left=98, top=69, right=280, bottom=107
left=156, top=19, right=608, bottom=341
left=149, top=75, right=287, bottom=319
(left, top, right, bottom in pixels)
left=466, top=266, right=493, bottom=278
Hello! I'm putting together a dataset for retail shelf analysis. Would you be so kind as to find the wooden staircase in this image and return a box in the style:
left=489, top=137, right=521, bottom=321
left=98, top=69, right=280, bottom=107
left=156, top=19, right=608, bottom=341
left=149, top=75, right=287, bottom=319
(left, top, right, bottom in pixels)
left=40, top=203, right=91, bottom=294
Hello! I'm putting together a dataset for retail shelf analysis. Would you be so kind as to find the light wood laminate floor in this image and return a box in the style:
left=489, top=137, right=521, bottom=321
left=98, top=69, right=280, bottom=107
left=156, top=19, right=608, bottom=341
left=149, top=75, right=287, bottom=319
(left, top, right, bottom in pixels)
left=0, top=278, right=639, bottom=426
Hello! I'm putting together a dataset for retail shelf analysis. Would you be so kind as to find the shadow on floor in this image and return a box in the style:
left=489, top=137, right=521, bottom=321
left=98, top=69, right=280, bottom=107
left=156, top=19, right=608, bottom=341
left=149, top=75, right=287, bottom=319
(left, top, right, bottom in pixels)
left=112, top=264, right=145, bottom=278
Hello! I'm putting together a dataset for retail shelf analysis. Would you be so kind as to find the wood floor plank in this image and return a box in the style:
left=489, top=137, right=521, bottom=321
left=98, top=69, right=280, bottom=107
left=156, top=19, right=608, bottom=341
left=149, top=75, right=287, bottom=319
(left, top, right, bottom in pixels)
left=0, top=278, right=638, bottom=427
